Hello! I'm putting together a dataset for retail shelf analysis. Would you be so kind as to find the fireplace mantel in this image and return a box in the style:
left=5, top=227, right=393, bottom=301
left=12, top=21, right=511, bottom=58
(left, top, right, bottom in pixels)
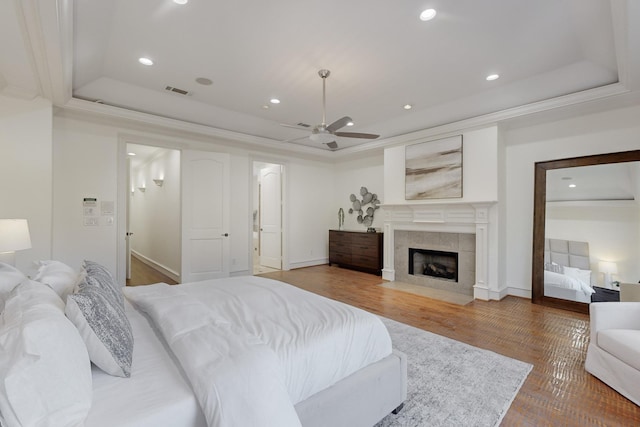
left=381, top=201, right=498, bottom=301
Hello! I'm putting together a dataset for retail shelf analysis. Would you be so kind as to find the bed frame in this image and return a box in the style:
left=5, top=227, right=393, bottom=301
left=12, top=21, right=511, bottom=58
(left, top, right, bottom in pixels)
left=544, top=238, right=591, bottom=303
left=295, top=350, right=407, bottom=427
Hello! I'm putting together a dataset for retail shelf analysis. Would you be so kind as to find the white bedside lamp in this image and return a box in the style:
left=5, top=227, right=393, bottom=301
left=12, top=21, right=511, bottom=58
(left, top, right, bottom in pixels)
left=598, top=261, right=618, bottom=289
left=0, top=219, right=32, bottom=266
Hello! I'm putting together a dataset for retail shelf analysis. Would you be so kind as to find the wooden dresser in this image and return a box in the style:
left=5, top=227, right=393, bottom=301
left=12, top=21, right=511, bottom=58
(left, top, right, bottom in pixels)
left=329, top=230, right=383, bottom=275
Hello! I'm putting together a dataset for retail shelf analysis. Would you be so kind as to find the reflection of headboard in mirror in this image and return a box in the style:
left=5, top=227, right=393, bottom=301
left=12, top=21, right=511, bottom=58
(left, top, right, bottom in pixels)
left=544, top=239, right=590, bottom=270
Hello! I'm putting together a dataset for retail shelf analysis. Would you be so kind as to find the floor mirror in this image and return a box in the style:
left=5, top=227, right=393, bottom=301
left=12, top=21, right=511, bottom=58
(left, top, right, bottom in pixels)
left=532, top=150, right=640, bottom=314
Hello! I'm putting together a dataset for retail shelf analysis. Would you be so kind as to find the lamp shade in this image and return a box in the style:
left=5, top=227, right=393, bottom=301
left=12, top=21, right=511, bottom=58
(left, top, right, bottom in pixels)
left=0, top=219, right=32, bottom=252
left=598, top=261, right=618, bottom=275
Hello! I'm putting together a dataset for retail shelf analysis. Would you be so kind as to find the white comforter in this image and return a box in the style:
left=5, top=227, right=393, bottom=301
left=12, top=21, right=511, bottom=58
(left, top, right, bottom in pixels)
left=124, top=276, right=392, bottom=427
left=544, top=270, right=595, bottom=296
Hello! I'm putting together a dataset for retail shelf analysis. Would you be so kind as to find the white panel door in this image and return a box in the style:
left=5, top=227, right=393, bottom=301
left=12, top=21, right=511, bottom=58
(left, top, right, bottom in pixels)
left=181, top=150, right=230, bottom=283
left=259, top=165, right=282, bottom=269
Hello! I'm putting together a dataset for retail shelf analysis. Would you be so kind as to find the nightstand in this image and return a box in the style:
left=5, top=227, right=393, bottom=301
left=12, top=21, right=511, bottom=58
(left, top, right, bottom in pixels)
left=591, top=286, right=620, bottom=303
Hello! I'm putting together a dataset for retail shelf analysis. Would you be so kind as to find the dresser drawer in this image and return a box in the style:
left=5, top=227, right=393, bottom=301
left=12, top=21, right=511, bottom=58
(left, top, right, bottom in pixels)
left=329, top=251, right=352, bottom=265
left=329, top=241, right=352, bottom=254
left=351, top=254, right=379, bottom=269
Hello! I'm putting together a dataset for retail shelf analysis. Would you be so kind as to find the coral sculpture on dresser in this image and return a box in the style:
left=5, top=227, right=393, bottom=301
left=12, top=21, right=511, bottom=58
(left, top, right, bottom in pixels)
left=348, top=187, right=381, bottom=230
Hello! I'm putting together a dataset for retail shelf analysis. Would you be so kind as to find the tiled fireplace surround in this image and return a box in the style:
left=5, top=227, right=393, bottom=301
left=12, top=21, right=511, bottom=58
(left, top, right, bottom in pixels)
left=382, top=203, right=496, bottom=301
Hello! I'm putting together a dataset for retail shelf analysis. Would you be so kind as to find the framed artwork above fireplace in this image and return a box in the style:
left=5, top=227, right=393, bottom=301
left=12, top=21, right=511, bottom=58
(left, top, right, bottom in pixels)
left=405, top=135, right=463, bottom=200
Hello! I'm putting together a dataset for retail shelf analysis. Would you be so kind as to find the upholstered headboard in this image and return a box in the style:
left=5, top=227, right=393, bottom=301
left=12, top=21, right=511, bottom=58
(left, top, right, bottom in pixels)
left=544, top=238, right=590, bottom=270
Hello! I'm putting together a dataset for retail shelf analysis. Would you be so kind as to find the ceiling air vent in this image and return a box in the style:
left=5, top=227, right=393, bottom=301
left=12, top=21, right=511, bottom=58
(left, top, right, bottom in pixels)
left=165, top=86, right=190, bottom=96
left=296, top=122, right=311, bottom=128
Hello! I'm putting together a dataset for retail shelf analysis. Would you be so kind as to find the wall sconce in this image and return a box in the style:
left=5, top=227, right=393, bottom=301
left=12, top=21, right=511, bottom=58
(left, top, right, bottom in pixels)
left=0, top=219, right=32, bottom=266
left=138, top=186, right=146, bottom=193
left=598, top=261, right=618, bottom=288
left=153, top=179, right=164, bottom=187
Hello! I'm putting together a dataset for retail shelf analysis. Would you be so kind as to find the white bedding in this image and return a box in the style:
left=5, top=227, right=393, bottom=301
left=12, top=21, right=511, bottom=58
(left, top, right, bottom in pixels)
left=123, top=276, right=393, bottom=427
left=544, top=270, right=595, bottom=297
left=86, top=300, right=206, bottom=427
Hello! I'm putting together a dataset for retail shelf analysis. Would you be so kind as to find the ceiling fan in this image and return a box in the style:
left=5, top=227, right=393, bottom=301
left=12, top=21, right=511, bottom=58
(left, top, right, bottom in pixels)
left=281, top=69, right=379, bottom=150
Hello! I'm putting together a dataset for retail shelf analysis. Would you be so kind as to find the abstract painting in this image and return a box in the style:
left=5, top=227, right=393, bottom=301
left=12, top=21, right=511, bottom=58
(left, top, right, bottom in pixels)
left=405, top=135, right=463, bottom=200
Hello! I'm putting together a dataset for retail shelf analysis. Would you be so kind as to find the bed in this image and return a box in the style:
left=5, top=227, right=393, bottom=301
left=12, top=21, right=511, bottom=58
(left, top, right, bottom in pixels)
left=543, top=238, right=595, bottom=303
left=0, top=260, right=406, bottom=427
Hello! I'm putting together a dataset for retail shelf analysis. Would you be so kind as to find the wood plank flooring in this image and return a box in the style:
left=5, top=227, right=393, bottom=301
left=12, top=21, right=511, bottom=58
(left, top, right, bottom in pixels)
left=259, top=265, right=640, bottom=426
left=126, top=256, right=178, bottom=286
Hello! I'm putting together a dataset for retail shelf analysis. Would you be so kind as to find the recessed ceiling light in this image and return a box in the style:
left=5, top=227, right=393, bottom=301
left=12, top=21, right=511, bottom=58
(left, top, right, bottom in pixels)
left=138, top=57, right=153, bottom=66
left=486, top=74, right=500, bottom=81
left=569, top=184, right=577, bottom=188
left=270, top=98, right=280, bottom=104
left=173, top=0, right=188, bottom=4
left=346, top=121, right=354, bottom=126
left=262, top=105, right=270, bottom=109
left=195, top=77, right=213, bottom=86
left=127, top=152, right=136, bottom=156
left=419, top=9, right=437, bottom=21
left=403, top=104, right=413, bottom=110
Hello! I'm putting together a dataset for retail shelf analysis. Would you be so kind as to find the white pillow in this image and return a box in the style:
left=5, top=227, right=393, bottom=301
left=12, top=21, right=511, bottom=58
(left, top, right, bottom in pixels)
left=0, top=279, right=92, bottom=427
left=563, top=266, right=592, bottom=288
left=66, top=282, right=134, bottom=378
left=0, top=262, right=26, bottom=295
left=32, top=260, right=84, bottom=301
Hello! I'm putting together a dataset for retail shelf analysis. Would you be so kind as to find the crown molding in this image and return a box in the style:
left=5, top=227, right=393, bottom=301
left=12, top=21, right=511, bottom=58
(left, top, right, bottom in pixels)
left=334, top=82, right=630, bottom=158
left=60, top=98, right=336, bottom=160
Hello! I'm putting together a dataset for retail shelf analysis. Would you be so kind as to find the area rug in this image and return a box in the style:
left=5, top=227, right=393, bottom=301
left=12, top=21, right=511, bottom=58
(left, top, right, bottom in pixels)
left=376, top=317, right=532, bottom=427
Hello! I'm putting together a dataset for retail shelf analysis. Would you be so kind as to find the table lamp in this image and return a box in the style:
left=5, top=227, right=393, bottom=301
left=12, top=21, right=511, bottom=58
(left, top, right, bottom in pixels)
left=598, top=260, right=618, bottom=289
left=0, top=219, right=32, bottom=266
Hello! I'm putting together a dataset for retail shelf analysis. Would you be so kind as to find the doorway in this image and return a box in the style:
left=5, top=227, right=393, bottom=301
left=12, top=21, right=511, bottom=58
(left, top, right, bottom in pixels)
left=253, top=161, right=283, bottom=275
left=126, top=143, right=181, bottom=286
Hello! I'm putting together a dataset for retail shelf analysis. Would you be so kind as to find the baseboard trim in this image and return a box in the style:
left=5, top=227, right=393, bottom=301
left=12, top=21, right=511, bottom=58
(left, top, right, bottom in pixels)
left=289, top=258, right=329, bottom=270
left=506, top=287, right=532, bottom=299
left=131, top=251, right=180, bottom=282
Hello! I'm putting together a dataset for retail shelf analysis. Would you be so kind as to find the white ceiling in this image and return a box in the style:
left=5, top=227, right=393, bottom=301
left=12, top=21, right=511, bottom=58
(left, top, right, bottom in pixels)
left=547, top=162, right=639, bottom=202
left=1, top=1, right=640, bottom=155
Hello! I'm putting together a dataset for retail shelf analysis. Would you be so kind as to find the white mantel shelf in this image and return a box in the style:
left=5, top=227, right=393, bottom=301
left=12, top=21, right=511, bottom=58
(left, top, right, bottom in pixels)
left=381, top=201, right=500, bottom=301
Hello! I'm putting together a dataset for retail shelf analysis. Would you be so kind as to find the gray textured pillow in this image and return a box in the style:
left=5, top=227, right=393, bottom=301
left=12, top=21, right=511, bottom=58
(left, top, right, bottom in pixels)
left=65, top=285, right=133, bottom=377
left=82, top=260, right=124, bottom=308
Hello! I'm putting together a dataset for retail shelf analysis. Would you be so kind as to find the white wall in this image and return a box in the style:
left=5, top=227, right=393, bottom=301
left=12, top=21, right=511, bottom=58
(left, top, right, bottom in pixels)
left=287, top=161, right=335, bottom=268
left=333, top=153, right=385, bottom=232
left=130, top=148, right=181, bottom=276
left=384, top=126, right=499, bottom=205
left=53, top=116, right=119, bottom=274
left=504, top=103, right=640, bottom=295
left=0, top=95, right=52, bottom=273
left=545, top=203, right=640, bottom=285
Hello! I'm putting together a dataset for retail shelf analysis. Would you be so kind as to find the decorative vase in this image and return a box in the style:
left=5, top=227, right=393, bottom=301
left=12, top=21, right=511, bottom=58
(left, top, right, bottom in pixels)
left=338, top=208, right=344, bottom=230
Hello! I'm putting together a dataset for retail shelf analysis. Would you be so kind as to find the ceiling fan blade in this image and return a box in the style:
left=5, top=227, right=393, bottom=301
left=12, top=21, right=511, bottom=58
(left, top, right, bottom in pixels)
left=334, top=132, right=380, bottom=139
left=280, top=123, right=310, bottom=131
left=325, top=141, right=339, bottom=149
left=326, top=116, right=353, bottom=133
left=281, top=135, right=311, bottom=143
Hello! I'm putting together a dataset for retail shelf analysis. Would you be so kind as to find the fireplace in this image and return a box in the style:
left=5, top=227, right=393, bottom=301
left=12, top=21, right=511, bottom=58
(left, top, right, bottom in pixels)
left=409, top=248, right=458, bottom=282
left=382, top=202, right=496, bottom=300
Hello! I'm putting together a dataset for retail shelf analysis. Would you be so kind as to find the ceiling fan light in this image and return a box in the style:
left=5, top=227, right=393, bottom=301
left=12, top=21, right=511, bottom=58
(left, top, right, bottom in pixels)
left=310, top=132, right=336, bottom=144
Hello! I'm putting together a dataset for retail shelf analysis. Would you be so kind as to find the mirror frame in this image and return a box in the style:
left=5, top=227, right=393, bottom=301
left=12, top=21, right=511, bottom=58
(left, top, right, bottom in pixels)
left=532, top=149, right=640, bottom=314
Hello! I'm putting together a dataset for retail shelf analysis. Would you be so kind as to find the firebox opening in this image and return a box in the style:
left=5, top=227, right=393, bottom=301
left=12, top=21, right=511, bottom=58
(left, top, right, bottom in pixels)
left=408, top=248, right=458, bottom=282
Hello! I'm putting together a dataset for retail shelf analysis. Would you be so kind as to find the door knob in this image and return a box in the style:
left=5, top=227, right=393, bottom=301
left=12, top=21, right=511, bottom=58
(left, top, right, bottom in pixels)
left=221, top=233, right=229, bottom=237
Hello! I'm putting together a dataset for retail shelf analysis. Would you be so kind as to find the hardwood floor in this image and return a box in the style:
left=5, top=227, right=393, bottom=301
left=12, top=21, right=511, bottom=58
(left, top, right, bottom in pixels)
left=126, top=255, right=178, bottom=286
left=258, top=265, right=640, bottom=426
